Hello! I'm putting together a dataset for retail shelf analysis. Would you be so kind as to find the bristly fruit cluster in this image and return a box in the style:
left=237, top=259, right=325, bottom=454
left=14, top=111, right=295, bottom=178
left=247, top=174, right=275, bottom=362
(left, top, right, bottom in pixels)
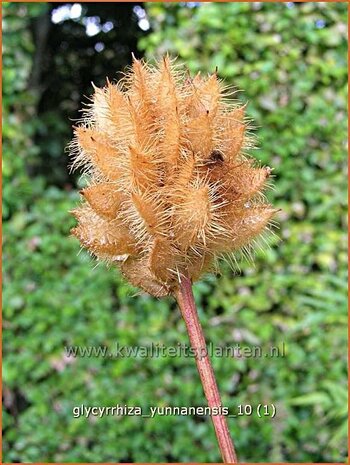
left=69, top=56, right=277, bottom=297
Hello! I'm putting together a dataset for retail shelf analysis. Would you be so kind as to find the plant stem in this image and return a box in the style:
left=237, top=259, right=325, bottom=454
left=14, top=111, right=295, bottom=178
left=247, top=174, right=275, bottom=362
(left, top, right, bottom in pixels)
left=174, top=275, right=237, bottom=463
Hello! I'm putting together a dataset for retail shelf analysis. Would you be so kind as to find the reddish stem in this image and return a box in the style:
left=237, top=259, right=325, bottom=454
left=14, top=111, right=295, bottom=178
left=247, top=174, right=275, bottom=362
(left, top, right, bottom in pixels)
left=174, top=276, right=237, bottom=463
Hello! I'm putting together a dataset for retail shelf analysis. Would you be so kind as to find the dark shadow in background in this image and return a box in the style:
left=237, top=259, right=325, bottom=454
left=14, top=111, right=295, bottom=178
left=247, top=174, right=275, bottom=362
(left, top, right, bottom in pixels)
left=29, top=2, right=146, bottom=186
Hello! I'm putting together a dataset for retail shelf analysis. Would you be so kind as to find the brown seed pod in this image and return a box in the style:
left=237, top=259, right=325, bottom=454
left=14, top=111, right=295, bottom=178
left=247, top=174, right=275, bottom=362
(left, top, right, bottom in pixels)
left=69, top=56, right=278, bottom=296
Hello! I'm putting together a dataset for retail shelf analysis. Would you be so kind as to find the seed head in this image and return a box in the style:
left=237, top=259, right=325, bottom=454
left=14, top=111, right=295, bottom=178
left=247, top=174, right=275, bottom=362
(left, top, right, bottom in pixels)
left=69, top=56, right=277, bottom=297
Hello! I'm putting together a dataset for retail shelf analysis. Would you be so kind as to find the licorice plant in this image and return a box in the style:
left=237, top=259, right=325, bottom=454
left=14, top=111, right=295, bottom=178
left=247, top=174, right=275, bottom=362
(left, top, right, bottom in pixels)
left=69, top=55, right=278, bottom=463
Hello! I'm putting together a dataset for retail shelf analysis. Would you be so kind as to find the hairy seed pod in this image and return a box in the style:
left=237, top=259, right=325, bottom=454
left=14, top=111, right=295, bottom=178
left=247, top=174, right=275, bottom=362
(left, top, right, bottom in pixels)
left=69, top=56, right=278, bottom=297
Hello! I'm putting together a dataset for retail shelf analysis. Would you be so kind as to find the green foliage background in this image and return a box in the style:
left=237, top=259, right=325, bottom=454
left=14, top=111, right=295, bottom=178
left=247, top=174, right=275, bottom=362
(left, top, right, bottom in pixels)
left=3, top=2, right=348, bottom=462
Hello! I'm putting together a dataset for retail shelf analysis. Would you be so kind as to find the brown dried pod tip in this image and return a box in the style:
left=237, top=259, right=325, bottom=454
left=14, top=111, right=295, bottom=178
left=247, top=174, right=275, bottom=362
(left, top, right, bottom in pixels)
left=69, top=56, right=278, bottom=463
